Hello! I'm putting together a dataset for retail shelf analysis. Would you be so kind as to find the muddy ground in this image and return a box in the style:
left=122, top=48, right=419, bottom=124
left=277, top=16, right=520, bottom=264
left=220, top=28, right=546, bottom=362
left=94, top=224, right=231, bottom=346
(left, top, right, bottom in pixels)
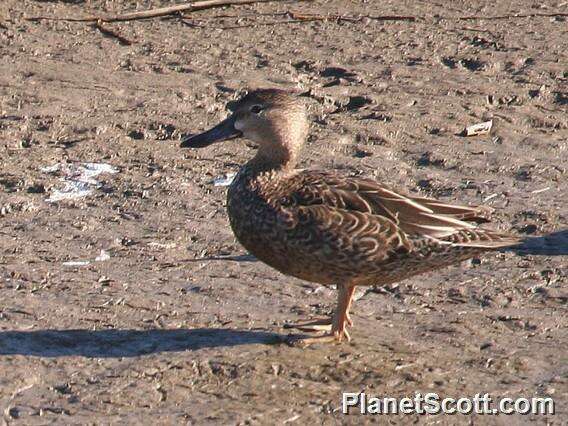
left=0, top=0, right=567, bottom=424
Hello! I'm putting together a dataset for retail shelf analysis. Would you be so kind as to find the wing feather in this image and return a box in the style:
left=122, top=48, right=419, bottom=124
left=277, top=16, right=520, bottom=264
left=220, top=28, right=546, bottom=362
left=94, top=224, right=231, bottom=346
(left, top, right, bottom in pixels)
left=287, top=170, right=518, bottom=248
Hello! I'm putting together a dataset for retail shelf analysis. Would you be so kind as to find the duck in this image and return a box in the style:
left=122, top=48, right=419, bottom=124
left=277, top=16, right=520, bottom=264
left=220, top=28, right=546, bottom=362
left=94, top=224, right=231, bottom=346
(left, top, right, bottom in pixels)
left=180, top=88, right=520, bottom=346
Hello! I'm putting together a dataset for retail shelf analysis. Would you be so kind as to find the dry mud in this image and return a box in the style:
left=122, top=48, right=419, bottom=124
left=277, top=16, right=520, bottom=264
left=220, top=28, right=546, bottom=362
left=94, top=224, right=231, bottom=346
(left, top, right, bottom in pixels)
left=0, top=1, right=567, bottom=424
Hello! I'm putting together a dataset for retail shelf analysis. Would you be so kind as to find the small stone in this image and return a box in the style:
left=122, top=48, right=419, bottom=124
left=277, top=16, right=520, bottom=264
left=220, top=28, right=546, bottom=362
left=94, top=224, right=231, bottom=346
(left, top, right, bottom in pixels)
left=519, top=224, right=537, bottom=234
left=1, top=204, right=13, bottom=216
left=95, top=250, right=111, bottom=262
left=27, top=183, right=45, bottom=194
left=98, top=276, right=111, bottom=285
left=127, top=130, right=144, bottom=140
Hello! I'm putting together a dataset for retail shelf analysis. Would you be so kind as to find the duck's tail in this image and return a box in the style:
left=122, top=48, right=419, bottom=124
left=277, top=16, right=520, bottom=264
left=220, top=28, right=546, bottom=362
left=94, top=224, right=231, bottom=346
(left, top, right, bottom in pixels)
left=444, top=228, right=523, bottom=249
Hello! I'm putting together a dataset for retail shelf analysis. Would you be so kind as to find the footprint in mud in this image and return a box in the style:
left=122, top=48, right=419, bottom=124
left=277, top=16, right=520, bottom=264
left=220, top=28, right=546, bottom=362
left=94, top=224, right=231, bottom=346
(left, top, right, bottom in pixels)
left=459, top=58, right=486, bottom=72
left=319, top=66, right=357, bottom=80
left=440, top=56, right=486, bottom=72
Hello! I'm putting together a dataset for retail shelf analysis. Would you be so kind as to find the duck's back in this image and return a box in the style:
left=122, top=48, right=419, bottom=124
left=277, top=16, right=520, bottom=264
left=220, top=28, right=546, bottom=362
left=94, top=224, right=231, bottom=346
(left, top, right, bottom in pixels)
left=227, top=168, right=520, bottom=286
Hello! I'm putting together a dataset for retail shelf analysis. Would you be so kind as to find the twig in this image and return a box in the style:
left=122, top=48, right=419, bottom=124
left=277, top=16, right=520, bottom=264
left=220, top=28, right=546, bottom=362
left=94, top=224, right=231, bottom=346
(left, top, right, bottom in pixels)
left=289, top=11, right=362, bottom=23
left=366, top=14, right=417, bottom=22
left=183, top=11, right=417, bottom=28
left=203, top=18, right=313, bottom=29
left=24, top=0, right=286, bottom=23
left=453, top=12, right=568, bottom=20
left=531, top=187, right=550, bottom=194
left=457, top=26, right=493, bottom=33
left=180, top=20, right=206, bottom=28
left=182, top=10, right=568, bottom=29
left=92, top=20, right=133, bottom=45
left=185, top=11, right=288, bottom=19
left=288, top=11, right=416, bottom=23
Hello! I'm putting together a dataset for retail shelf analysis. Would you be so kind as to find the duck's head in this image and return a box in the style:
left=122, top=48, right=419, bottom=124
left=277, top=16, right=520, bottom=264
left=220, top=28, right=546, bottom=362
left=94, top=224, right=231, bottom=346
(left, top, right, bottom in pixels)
left=181, top=88, right=308, bottom=167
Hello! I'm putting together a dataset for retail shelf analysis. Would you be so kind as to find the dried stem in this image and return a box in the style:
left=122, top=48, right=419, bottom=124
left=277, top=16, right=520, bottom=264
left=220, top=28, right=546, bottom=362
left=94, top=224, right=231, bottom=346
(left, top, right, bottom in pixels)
left=25, top=0, right=288, bottom=23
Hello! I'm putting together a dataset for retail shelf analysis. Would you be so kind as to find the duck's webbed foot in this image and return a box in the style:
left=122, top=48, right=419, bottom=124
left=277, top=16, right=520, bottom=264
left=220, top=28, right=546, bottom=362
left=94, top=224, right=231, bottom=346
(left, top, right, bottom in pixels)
left=286, top=327, right=350, bottom=348
left=284, top=317, right=333, bottom=332
left=284, top=312, right=353, bottom=333
left=285, top=284, right=356, bottom=347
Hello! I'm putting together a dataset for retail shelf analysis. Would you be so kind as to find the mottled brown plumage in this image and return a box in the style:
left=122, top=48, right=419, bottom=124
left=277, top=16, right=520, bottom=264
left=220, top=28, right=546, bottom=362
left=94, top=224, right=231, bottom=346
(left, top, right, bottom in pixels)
left=181, top=88, right=521, bottom=345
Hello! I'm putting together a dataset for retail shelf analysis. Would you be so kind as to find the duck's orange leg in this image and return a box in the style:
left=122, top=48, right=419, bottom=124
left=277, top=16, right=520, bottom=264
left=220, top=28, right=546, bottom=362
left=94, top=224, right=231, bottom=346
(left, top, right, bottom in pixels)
left=284, top=286, right=355, bottom=332
left=331, top=284, right=356, bottom=341
left=287, top=284, right=356, bottom=347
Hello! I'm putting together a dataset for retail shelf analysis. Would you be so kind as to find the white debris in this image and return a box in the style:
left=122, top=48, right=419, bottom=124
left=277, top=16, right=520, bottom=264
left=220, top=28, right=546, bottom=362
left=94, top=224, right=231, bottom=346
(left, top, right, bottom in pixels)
left=40, top=164, right=61, bottom=173
left=64, top=248, right=110, bottom=267
left=148, top=242, right=177, bottom=249
left=95, top=249, right=111, bottom=262
left=212, top=172, right=236, bottom=187
left=47, top=181, right=93, bottom=203
left=531, top=187, right=550, bottom=194
left=62, top=260, right=91, bottom=267
left=463, top=120, right=493, bottom=136
left=77, top=163, right=118, bottom=185
left=42, top=162, right=118, bottom=203
left=394, top=363, right=415, bottom=371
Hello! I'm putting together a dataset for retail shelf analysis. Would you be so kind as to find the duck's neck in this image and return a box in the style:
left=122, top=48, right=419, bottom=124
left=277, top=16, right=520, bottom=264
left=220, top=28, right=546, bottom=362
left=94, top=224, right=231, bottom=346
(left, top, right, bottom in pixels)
left=247, top=142, right=299, bottom=174
left=247, top=145, right=298, bottom=172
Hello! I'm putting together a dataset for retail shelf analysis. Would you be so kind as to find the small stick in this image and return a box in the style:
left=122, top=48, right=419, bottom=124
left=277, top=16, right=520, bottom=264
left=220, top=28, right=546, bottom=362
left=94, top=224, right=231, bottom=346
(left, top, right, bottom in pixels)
left=92, top=20, right=133, bottom=45
left=288, top=11, right=362, bottom=23
left=183, top=11, right=417, bottom=28
left=366, top=14, right=417, bottom=22
left=454, top=12, right=568, bottom=21
left=288, top=11, right=416, bottom=23
left=178, top=11, right=288, bottom=20
left=25, top=0, right=286, bottom=23
left=531, top=187, right=550, bottom=194
left=457, top=26, right=493, bottom=33
left=204, top=18, right=313, bottom=29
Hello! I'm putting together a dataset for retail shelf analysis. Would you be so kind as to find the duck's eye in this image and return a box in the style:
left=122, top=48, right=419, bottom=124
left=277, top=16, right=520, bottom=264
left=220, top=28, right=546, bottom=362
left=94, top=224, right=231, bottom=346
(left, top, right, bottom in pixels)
left=250, top=105, right=263, bottom=114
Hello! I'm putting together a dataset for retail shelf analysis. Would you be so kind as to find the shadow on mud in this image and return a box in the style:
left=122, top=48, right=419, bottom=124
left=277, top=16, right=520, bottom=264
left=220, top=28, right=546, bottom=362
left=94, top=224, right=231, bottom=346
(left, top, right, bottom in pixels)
left=0, top=328, right=282, bottom=358
left=510, top=229, right=568, bottom=256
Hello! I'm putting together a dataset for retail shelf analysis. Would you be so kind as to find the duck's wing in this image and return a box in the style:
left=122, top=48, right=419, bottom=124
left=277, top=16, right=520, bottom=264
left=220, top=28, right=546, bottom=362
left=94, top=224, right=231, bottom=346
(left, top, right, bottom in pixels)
left=287, top=170, right=520, bottom=249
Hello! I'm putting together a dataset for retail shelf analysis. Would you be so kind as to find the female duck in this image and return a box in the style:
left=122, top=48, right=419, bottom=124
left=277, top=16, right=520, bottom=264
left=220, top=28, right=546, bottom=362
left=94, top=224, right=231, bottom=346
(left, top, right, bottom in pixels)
left=180, top=89, right=519, bottom=346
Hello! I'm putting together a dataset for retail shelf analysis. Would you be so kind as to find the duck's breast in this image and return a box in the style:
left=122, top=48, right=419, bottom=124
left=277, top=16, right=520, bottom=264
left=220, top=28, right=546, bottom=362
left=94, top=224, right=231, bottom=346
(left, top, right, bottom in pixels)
left=227, top=171, right=295, bottom=272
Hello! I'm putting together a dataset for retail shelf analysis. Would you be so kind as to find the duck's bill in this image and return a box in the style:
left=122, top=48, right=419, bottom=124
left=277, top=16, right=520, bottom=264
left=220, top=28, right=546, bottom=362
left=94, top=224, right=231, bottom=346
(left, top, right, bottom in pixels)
left=180, top=116, right=242, bottom=148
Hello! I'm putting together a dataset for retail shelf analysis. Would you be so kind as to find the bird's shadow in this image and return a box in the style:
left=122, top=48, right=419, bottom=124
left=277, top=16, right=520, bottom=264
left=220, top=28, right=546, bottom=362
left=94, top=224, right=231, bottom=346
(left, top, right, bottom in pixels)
left=0, top=328, right=282, bottom=358
left=509, top=229, right=568, bottom=256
